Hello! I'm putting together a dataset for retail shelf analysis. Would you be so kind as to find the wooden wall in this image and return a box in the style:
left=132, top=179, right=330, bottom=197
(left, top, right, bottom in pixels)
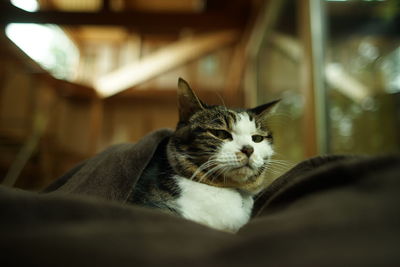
left=0, top=33, right=237, bottom=190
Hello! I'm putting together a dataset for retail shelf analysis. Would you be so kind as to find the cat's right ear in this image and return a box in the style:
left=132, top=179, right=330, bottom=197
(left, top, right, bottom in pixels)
left=250, top=99, right=281, bottom=117
left=177, top=78, right=205, bottom=124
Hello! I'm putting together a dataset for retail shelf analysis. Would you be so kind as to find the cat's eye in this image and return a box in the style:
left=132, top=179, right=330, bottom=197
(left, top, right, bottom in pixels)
left=209, top=129, right=232, bottom=140
left=252, top=135, right=264, bottom=143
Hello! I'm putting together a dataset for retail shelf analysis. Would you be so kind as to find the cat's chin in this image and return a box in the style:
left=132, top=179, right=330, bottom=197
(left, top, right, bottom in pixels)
left=226, top=166, right=256, bottom=183
left=197, top=166, right=266, bottom=195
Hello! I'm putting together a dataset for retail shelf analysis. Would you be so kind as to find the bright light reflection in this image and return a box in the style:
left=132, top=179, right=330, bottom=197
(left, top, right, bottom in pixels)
left=6, top=24, right=55, bottom=68
left=5, top=23, right=79, bottom=80
left=10, top=0, right=39, bottom=12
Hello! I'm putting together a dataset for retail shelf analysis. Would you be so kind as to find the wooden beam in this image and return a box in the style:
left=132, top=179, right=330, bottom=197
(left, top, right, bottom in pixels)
left=94, top=30, right=240, bottom=98
left=299, top=0, right=317, bottom=158
left=0, top=2, right=247, bottom=34
left=298, top=0, right=328, bottom=157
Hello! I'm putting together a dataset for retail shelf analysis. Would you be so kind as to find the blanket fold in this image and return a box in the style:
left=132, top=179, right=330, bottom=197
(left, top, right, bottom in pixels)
left=43, top=128, right=173, bottom=202
left=1, top=128, right=399, bottom=266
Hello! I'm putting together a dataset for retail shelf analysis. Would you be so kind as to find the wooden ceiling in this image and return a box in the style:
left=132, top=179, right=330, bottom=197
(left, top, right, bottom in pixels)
left=0, top=0, right=255, bottom=35
left=0, top=0, right=261, bottom=99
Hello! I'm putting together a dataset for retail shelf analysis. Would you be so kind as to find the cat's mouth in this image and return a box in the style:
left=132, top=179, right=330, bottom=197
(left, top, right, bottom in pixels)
left=228, top=163, right=256, bottom=180
left=234, top=153, right=257, bottom=169
left=195, top=155, right=259, bottom=184
left=232, top=163, right=253, bottom=171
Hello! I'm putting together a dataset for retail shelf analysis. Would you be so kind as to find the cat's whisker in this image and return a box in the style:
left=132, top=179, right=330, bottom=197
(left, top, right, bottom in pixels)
left=214, top=91, right=227, bottom=109
left=267, top=164, right=291, bottom=171
left=269, top=162, right=292, bottom=167
left=190, top=156, right=225, bottom=181
left=198, top=165, right=225, bottom=183
left=266, top=169, right=285, bottom=176
left=191, top=161, right=220, bottom=180
left=268, top=160, right=293, bottom=168
left=269, top=159, right=294, bottom=164
left=266, top=161, right=290, bottom=169
left=267, top=164, right=289, bottom=171
left=204, top=163, right=233, bottom=183
left=271, top=153, right=296, bottom=163
left=265, top=166, right=288, bottom=176
left=267, top=165, right=291, bottom=174
left=269, top=167, right=290, bottom=174
left=269, top=157, right=293, bottom=163
left=214, top=165, right=229, bottom=176
left=269, top=166, right=290, bottom=172
left=223, top=172, right=227, bottom=185
left=221, top=167, right=231, bottom=181
left=207, top=168, right=225, bottom=183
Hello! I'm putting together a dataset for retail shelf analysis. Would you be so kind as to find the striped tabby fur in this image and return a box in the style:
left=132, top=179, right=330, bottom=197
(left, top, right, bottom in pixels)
left=130, top=78, right=279, bottom=232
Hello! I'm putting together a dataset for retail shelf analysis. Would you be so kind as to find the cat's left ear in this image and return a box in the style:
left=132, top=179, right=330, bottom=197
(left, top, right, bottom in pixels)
left=177, top=78, right=205, bottom=123
left=249, top=99, right=281, bottom=117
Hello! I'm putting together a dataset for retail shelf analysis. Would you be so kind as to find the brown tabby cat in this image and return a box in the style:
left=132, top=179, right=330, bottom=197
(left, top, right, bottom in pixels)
left=129, top=78, right=279, bottom=232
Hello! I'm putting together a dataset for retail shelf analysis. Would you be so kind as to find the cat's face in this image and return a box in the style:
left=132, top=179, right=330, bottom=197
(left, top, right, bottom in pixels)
left=167, top=78, right=279, bottom=194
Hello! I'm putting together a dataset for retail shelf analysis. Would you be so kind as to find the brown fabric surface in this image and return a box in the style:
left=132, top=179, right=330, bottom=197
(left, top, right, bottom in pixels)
left=1, top=129, right=399, bottom=266
left=42, top=128, right=173, bottom=201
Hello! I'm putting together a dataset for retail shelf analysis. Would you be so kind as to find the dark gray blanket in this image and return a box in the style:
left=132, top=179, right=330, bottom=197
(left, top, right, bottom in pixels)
left=1, top=129, right=399, bottom=266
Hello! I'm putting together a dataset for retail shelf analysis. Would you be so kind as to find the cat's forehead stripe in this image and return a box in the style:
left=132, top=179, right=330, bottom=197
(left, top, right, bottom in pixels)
left=191, top=108, right=267, bottom=132
left=223, top=116, right=230, bottom=129
left=202, top=108, right=237, bottom=129
left=228, top=111, right=237, bottom=123
left=224, top=112, right=237, bottom=129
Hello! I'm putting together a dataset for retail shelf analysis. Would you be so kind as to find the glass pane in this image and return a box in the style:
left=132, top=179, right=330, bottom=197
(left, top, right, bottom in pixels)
left=325, top=0, right=400, bottom=154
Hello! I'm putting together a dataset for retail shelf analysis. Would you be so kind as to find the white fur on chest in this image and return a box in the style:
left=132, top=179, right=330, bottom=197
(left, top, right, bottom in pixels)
left=174, top=175, right=254, bottom=233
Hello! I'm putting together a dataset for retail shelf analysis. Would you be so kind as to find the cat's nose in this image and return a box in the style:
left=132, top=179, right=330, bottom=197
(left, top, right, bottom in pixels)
left=241, top=145, right=254, bottom=157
